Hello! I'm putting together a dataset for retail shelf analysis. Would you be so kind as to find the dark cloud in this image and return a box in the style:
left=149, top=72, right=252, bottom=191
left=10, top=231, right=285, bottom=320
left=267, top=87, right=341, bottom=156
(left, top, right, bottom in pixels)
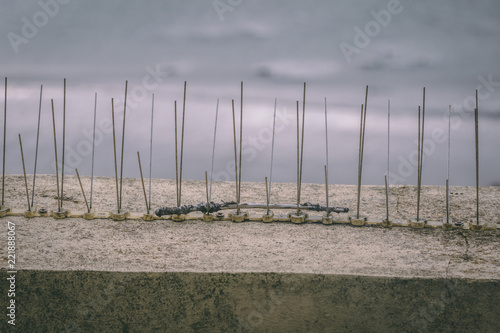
left=0, top=0, right=499, bottom=186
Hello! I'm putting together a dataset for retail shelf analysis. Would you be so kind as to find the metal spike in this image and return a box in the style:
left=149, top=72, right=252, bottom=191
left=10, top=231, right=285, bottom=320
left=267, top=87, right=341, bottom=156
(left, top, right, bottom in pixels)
left=174, top=100, right=179, bottom=207
left=205, top=170, right=209, bottom=213
left=178, top=81, right=187, bottom=207
left=31, top=85, right=43, bottom=208
left=18, top=134, right=31, bottom=211
left=75, top=168, right=90, bottom=213
left=119, top=81, right=128, bottom=210
left=475, top=90, right=479, bottom=225
left=50, top=99, right=61, bottom=212
left=268, top=98, right=277, bottom=206
left=296, top=101, right=300, bottom=215
left=324, top=97, right=330, bottom=215
left=111, top=98, right=120, bottom=213
left=238, top=81, right=243, bottom=214
left=209, top=99, right=219, bottom=204
left=90, top=92, right=97, bottom=210
left=61, top=78, right=66, bottom=209
left=137, top=151, right=149, bottom=214
left=1, top=77, right=6, bottom=207
left=148, top=94, right=154, bottom=211
left=231, top=99, right=239, bottom=213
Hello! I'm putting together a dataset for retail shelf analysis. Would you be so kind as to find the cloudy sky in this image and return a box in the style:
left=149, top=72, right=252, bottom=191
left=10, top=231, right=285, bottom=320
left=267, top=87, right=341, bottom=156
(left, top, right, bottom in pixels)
left=1, top=0, right=499, bottom=188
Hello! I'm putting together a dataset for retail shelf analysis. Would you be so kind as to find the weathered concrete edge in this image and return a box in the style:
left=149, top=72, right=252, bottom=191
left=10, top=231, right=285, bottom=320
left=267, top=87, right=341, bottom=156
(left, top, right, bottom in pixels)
left=1, top=270, right=499, bottom=332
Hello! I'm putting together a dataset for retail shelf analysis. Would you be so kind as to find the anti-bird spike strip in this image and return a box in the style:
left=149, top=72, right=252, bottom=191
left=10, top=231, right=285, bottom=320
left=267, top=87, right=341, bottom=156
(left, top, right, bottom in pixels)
left=31, top=84, right=43, bottom=208
left=18, top=134, right=31, bottom=212
left=2, top=82, right=499, bottom=231
left=2, top=77, right=7, bottom=208
left=61, top=78, right=67, bottom=210
left=90, top=92, right=97, bottom=210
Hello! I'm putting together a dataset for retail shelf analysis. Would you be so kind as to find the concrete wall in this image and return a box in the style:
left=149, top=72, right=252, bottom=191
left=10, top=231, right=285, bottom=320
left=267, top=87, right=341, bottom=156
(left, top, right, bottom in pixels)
left=1, top=270, right=499, bottom=332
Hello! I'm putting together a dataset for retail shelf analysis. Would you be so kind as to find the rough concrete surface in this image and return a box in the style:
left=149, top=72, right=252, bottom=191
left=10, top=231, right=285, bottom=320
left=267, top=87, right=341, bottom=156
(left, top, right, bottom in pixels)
left=0, top=175, right=499, bottom=332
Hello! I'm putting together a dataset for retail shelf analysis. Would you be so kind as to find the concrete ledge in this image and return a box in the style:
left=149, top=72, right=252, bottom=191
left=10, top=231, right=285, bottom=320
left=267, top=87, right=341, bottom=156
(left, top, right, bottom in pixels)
left=1, top=270, right=498, bottom=332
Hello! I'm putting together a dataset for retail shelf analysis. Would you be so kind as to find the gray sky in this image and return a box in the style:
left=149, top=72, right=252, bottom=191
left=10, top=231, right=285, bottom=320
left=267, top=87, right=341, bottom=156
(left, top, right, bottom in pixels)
left=1, top=0, right=499, bottom=186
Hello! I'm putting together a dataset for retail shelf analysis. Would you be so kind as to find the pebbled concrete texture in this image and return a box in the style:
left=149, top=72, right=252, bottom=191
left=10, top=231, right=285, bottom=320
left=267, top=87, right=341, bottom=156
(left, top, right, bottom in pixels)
left=0, top=175, right=499, bottom=331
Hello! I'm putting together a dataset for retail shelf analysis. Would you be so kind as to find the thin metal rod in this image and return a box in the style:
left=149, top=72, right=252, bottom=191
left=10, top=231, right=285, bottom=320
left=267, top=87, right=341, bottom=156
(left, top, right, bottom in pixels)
left=1, top=77, right=6, bottom=206
left=447, top=105, right=451, bottom=189
left=297, top=83, right=306, bottom=216
left=90, top=92, right=97, bottom=210
left=475, top=90, right=479, bottom=225
left=417, top=105, right=421, bottom=221
left=209, top=99, right=219, bottom=204
left=360, top=85, right=368, bottom=169
left=31, top=84, right=43, bottom=208
left=148, top=94, right=154, bottom=211
left=111, top=99, right=120, bottom=213
left=356, top=85, right=369, bottom=219
left=447, top=105, right=451, bottom=223
left=298, top=83, right=306, bottom=202
left=268, top=98, right=277, bottom=204
left=231, top=99, right=239, bottom=213
left=324, top=165, right=329, bottom=215
left=179, top=81, right=187, bottom=207
left=446, top=179, right=449, bottom=224
left=205, top=171, right=209, bottom=213
left=387, top=99, right=390, bottom=187
left=137, top=151, right=149, bottom=214
left=174, top=100, right=179, bottom=207
left=296, top=101, right=300, bottom=215
left=119, top=81, right=128, bottom=210
left=61, top=78, right=66, bottom=209
left=51, top=100, right=61, bottom=212
left=417, top=88, right=426, bottom=221
left=356, top=104, right=364, bottom=219
left=75, top=168, right=90, bottom=213
left=265, top=176, right=270, bottom=215
left=238, top=81, right=243, bottom=215
left=386, top=99, right=390, bottom=220
left=324, top=98, right=329, bottom=212
left=385, top=175, right=389, bottom=221
left=420, top=88, right=426, bottom=220
left=19, top=134, right=31, bottom=211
